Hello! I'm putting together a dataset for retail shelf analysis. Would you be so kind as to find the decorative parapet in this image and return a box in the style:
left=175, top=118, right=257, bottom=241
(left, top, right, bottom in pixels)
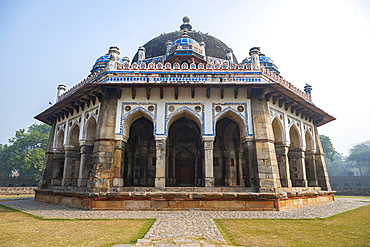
left=56, top=61, right=312, bottom=104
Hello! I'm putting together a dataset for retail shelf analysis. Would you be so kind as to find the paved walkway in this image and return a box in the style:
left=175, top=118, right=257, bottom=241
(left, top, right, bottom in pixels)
left=1, top=197, right=369, bottom=246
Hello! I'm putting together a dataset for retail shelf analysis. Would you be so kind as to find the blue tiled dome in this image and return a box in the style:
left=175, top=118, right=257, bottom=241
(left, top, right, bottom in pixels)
left=246, top=54, right=279, bottom=73
left=168, top=37, right=203, bottom=56
left=91, top=54, right=125, bottom=73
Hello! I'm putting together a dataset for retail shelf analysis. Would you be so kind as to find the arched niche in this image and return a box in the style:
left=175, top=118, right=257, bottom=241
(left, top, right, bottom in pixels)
left=56, top=129, right=65, bottom=150
left=68, top=124, right=80, bottom=149
left=85, top=117, right=97, bottom=143
left=305, top=131, right=314, bottom=152
left=272, top=118, right=284, bottom=144
left=289, top=125, right=301, bottom=150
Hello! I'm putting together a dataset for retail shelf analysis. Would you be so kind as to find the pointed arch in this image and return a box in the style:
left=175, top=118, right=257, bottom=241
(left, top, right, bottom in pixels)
left=272, top=117, right=285, bottom=144
left=68, top=124, right=80, bottom=148
left=305, top=130, right=314, bottom=152
left=85, top=116, right=97, bottom=143
left=214, top=108, right=246, bottom=139
left=56, top=129, right=65, bottom=150
left=121, top=107, right=154, bottom=139
left=166, top=106, right=202, bottom=135
left=289, top=124, right=301, bottom=150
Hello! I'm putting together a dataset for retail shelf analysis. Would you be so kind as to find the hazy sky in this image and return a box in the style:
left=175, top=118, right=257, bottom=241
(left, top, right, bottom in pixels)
left=0, top=0, right=369, bottom=155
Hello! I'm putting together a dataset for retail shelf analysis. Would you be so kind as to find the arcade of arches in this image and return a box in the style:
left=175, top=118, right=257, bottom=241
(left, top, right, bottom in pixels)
left=49, top=110, right=323, bottom=190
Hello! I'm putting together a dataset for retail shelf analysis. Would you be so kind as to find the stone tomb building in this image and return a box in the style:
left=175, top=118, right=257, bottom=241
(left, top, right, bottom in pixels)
left=35, top=17, right=335, bottom=210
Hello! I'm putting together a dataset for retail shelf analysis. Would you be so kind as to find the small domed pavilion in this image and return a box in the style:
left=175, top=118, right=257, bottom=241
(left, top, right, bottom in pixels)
left=35, top=17, right=335, bottom=211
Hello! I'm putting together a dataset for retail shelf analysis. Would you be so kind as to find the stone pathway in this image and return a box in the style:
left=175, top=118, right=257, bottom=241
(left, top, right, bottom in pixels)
left=1, top=197, right=369, bottom=246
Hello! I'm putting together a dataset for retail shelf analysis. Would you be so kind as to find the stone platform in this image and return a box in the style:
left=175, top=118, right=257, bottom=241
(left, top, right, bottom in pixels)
left=35, top=187, right=335, bottom=211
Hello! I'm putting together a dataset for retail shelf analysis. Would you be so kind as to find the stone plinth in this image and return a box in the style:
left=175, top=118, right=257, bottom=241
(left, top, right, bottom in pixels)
left=35, top=188, right=335, bottom=211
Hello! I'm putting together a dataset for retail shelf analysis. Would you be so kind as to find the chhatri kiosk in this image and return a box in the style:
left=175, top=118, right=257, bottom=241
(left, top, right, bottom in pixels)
left=35, top=17, right=335, bottom=210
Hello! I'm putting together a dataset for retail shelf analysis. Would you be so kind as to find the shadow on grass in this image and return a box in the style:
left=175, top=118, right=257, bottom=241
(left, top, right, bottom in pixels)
left=0, top=204, right=155, bottom=246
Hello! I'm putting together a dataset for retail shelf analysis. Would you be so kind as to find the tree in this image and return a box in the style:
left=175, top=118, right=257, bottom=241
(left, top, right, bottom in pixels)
left=319, top=135, right=337, bottom=162
left=347, top=141, right=370, bottom=175
left=0, top=123, right=51, bottom=179
left=326, top=152, right=347, bottom=176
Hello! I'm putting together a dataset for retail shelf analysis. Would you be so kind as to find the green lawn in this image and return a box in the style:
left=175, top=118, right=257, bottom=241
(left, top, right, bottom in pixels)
left=214, top=204, right=370, bottom=247
left=0, top=204, right=155, bottom=247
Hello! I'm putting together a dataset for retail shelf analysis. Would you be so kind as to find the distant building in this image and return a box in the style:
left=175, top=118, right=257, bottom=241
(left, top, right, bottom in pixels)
left=35, top=17, right=335, bottom=210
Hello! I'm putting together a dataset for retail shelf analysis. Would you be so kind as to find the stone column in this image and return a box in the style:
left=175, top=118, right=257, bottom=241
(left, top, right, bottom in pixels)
left=250, top=89, right=280, bottom=192
left=62, top=145, right=80, bottom=187
left=224, top=150, right=232, bottom=186
left=203, top=138, right=214, bottom=187
left=51, top=151, right=64, bottom=186
left=39, top=121, right=56, bottom=189
left=314, top=126, right=331, bottom=190
left=155, top=137, right=166, bottom=188
left=77, top=143, right=94, bottom=187
left=306, top=151, right=318, bottom=187
left=139, top=144, right=148, bottom=186
left=112, top=140, right=125, bottom=187
left=237, top=148, right=245, bottom=186
left=88, top=88, right=118, bottom=192
left=243, top=140, right=257, bottom=187
left=275, top=144, right=292, bottom=187
left=288, top=149, right=307, bottom=187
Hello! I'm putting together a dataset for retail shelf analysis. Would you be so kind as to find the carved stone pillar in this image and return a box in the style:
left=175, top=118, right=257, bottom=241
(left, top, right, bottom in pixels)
left=62, top=146, right=80, bottom=187
left=51, top=151, right=65, bottom=186
left=250, top=89, right=280, bottom=192
left=155, top=138, right=166, bottom=188
left=39, top=121, right=56, bottom=189
left=88, top=88, right=118, bottom=192
left=204, top=139, right=214, bottom=187
left=306, top=151, right=318, bottom=187
left=288, top=149, right=307, bottom=187
left=275, top=144, right=292, bottom=187
left=314, top=126, right=331, bottom=190
left=140, top=144, right=148, bottom=186
left=77, top=144, right=94, bottom=187
left=113, top=140, right=125, bottom=187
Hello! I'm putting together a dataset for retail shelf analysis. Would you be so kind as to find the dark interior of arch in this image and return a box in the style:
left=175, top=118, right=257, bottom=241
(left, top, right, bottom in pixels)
left=124, top=117, right=155, bottom=186
left=167, top=117, right=203, bottom=187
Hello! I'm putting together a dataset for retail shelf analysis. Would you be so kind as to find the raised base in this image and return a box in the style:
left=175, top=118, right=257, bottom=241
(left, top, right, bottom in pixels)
left=34, top=188, right=335, bottom=211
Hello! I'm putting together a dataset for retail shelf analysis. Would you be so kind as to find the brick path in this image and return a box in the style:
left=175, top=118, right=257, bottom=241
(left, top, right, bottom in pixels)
left=1, top=197, right=369, bottom=246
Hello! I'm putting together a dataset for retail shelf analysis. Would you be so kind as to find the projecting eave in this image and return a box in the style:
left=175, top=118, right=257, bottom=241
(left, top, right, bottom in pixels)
left=266, top=83, right=335, bottom=127
left=35, top=70, right=335, bottom=127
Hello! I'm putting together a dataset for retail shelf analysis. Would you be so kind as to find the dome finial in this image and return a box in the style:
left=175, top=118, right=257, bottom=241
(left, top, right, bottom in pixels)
left=180, top=16, right=192, bottom=31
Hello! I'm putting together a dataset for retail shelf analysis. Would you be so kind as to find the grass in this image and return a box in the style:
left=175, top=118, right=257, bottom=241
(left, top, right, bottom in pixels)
left=335, top=195, right=370, bottom=200
left=0, top=195, right=35, bottom=199
left=0, top=204, right=155, bottom=247
left=214, top=204, right=370, bottom=247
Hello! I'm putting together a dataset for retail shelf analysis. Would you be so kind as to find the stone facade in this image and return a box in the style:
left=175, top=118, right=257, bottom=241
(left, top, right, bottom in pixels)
left=34, top=17, right=335, bottom=210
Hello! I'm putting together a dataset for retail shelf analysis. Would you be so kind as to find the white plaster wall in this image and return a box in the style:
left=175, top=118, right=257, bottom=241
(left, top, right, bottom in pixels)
left=268, top=101, right=316, bottom=150
left=54, top=102, right=101, bottom=149
left=116, top=87, right=252, bottom=141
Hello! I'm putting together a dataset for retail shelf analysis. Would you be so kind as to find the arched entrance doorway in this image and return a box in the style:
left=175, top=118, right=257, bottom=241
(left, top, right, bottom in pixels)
left=124, top=117, right=155, bottom=186
left=167, top=117, right=202, bottom=186
left=214, top=117, right=244, bottom=186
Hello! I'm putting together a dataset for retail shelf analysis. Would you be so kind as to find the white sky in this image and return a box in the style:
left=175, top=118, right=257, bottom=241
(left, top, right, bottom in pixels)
left=0, top=0, right=369, bottom=155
